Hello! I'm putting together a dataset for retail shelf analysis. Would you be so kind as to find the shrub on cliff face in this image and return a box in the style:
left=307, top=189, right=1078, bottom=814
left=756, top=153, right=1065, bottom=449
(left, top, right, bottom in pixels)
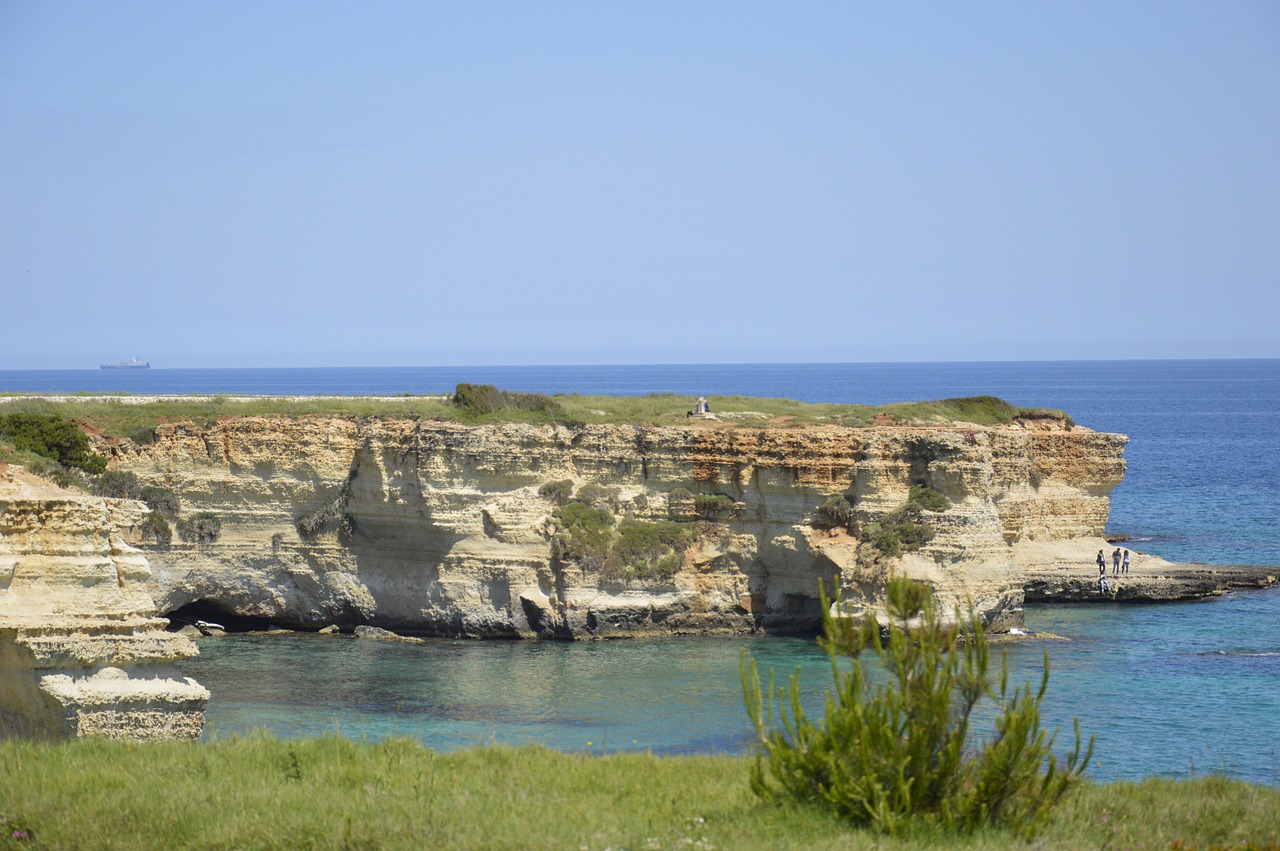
left=859, top=488, right=949, bottom=561
left=907, top=483, right=950, bottom=512
left=140, top=512, right=173, bottom=546
left=92, top=470, right=141, bottom=500
left=574, top=483, right=621, bottom=512
left=0, top=413, right=106, bottom=474
left=537, top=479, right=574, bottom=506
left=742, top=576, right=1092, bottom=837
left=552, top=493, right=697, bottom=582
left=551, top=501, right=615, bottom=568
left=815, top=495, right=855, bottom=528
left=694, top=493, right=736, bottom=519
left=141, top=485, right=181, bottom=517
left=601, top=520, right=695, bottom=582
left=862, top=504, right=935, bottom=560
left=18, top=455, right=86, bottom=491
left=176, top=512, right=222, bottom=545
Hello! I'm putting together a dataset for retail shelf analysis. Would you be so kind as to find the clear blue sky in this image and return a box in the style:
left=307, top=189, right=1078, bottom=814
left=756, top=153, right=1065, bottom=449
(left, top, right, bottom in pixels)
left=2, top=1, right=1277, bottom=368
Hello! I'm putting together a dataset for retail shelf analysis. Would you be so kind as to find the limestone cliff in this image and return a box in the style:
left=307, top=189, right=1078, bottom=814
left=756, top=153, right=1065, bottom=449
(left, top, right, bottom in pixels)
left=95, top=415, right=1127, bottom=638
left=0, top=467, right=208, bottom=740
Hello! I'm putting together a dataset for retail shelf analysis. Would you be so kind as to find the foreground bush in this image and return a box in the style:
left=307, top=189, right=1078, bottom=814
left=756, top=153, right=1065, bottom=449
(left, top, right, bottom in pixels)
left=743, top=577, right=1091, bottom=837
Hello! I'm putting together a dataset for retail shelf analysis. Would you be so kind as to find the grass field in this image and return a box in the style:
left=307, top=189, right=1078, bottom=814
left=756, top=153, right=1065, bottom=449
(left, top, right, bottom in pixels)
left=1, top=736, right=1276, bottom=850
left=0, top=392, right=1071, bottom=441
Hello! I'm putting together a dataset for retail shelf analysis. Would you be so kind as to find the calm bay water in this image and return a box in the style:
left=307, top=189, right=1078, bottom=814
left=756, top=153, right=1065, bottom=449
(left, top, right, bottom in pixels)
left=5, top=360, right=1278, bottom=781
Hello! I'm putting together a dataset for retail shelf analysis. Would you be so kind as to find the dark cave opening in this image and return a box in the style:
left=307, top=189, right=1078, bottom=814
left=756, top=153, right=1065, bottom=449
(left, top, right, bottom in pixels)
left=163, top=600, right=288, bottom=633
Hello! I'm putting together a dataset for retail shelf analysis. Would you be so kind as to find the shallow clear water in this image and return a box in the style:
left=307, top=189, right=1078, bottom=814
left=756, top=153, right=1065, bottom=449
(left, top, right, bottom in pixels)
left=7, top=360, right=1279, bottom=780
left=183, top=586, right=1280, bottom=784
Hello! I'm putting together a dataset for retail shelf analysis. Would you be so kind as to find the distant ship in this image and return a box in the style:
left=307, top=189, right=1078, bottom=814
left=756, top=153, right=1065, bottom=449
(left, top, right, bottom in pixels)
left=100, top=358, right=151, bottom=370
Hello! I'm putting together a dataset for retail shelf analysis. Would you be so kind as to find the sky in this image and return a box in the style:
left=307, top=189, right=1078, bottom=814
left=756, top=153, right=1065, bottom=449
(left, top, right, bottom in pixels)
left=1, top=1, right=1278, bottom=369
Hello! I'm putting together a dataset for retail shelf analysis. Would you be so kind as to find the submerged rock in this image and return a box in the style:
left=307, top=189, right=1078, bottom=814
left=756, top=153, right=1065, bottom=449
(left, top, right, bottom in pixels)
left=353, top=625, right=424, bottom=644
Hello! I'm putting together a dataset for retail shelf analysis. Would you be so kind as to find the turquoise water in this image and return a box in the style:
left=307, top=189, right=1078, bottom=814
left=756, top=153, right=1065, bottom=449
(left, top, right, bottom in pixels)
left=183, top=587, right=1280, bottom=784
left=6, top=360, right=1278, bottom=781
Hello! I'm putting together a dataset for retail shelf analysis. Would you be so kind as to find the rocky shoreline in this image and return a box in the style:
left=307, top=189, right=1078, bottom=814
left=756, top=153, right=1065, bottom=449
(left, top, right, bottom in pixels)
left=1022, top=561, right=1278, bottom=603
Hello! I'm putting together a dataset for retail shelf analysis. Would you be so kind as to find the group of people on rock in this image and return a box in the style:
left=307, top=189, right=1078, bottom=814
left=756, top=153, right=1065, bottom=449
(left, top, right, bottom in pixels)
left=1096, top=547, right=1131, bottom=593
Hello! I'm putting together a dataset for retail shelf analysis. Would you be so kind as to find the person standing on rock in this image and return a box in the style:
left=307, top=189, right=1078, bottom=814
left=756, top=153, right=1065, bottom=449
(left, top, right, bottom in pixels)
left=1112, top=548, right=1122, bottom=575
left=1099, top=557, right=1111, bottom=594
left=1122, top=549, right=1131, bottom=574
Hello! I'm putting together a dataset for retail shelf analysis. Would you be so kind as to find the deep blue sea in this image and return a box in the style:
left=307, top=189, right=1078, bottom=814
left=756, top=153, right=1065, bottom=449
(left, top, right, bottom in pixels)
left=4, top=360, right=1278, bottom=781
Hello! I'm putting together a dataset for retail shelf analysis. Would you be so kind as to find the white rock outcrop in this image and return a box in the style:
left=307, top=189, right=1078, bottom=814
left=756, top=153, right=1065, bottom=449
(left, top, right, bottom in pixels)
left=97, top=415, right=1128, bottom=638
left=0, top=466, right=208, bottom=740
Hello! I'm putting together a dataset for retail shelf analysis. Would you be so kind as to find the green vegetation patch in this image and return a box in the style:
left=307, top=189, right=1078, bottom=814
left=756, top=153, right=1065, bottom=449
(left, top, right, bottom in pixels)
left=0, top=412, right=105, bottom=474
left=92, top=470, right=141, bottom=499
left=694, top=493, right=736, bottom=519
left=139, top=512, right=173, bottom=546
left=550, top=500, right=616, bottom=568
left=861, top=505, right=936, bottom=560
left=816, top=494, right=855, bottom=528
left=907, top=483, right=950, bottom=512
left=550, top=485, right=700, bottom=582
left=176, top=511, right=222, bottom=545
left=854, top=484, right=950, bottom=560
left=140, top=485, right=180, bottom=516
left=537, top=478, right=574, bottom=506
left=1018, top=406, right=1077, bottom=429
left=0, top=736, right=1278, bottom=849
left=451, top=383, right=572, bottom=424
left=0, top=390, right=1077, bottom=441
left=603, top=520, right=696, bottom=582
left=0, top=395, right=459, bottom=444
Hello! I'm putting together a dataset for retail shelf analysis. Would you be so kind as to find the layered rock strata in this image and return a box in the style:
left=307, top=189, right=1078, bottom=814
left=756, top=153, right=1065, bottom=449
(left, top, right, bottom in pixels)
left=97, top=415, right=1131, bottom=638
left=0, top=468, right=208, bottom=740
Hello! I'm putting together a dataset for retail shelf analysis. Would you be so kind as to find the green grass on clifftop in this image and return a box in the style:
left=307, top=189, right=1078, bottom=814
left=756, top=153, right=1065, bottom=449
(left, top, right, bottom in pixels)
left=0, top=737, right=1275, bottom=850
left=0, top=392, right=1072, bottom=441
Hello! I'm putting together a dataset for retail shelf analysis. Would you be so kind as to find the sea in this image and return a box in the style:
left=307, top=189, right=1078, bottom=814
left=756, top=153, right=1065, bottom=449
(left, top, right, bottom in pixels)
left=3, top=359, right=1278, bottom=782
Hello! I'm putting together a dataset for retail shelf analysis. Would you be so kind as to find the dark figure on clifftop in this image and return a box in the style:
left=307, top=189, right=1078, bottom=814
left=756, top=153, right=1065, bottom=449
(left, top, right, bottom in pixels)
left=1113, top=548, right=1122, bottom=575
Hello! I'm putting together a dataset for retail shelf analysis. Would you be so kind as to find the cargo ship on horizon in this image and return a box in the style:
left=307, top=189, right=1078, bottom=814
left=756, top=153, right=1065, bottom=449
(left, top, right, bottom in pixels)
left=99, top=358, right=151, bottom=370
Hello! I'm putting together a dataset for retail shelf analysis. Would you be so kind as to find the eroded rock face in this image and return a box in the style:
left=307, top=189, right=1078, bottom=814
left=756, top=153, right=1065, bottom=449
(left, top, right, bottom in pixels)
left=0, top=468, right=208, bottom=740
left=100, top=417, right=1128, bottom=638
